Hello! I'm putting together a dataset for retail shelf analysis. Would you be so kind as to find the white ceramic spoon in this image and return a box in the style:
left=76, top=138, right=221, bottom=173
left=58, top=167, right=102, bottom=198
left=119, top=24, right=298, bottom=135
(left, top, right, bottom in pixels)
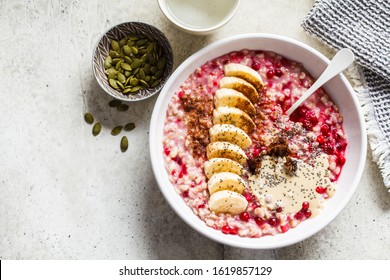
left=286, top=48, right=355, bottom=116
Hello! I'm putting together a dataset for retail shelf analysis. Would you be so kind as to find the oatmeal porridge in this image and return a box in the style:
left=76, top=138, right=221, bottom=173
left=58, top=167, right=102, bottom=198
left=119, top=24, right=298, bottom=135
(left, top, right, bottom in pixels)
left=162, top=49, right=347, bottom=238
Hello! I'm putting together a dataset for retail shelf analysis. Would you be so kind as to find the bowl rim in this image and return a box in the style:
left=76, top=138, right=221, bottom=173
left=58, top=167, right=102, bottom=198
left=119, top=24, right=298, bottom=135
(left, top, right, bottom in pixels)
left=157, top=0, right=241, bottom=33
left=92, top=21, right=173, bottom=102
left=149, top=33, right=367, bottom=249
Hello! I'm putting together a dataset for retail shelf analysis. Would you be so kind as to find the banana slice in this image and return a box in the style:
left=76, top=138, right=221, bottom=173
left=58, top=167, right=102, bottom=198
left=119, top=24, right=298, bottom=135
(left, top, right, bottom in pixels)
left=207, top=141, right=248, bottom=165
left=224, top=63, right=264, bottom=92
left=219, top=76, right=259, bottom=104
left=213, top=106, right=255, bottom=134
left=209, top=124, right=252, bottom=150
left=214, top=88, right=256, bottom=116
left=208, top=172, right=247, bottom=195
left=204, top=158, right=246, bottom=179
left=208, top=190, right=248, bottom=215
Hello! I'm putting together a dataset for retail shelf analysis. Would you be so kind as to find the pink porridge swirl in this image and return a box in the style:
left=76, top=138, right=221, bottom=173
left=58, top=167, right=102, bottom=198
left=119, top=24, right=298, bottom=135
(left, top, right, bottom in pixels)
left=162, top=49, right=347, bottom=238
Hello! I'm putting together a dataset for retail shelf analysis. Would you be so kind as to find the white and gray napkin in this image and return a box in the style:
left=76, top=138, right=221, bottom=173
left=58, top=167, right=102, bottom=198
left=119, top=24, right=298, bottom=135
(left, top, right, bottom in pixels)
left=302, top=0, right=390, bottom=190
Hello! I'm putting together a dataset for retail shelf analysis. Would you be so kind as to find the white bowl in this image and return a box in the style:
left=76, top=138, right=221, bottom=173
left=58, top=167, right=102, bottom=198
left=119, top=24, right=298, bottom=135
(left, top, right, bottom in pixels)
left=157, top=0, right=240, bottom=35
left=149, top=34, right=367, bottom=249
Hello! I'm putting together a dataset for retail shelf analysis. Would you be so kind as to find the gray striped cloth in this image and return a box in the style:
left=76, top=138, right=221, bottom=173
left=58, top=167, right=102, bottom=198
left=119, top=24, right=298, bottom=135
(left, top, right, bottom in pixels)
left=302, top=0, right=390, bottom=190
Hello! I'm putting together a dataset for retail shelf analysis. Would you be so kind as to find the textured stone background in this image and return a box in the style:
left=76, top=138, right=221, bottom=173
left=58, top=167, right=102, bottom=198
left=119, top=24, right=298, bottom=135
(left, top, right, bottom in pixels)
left=0, top=0, right=389, bottom=259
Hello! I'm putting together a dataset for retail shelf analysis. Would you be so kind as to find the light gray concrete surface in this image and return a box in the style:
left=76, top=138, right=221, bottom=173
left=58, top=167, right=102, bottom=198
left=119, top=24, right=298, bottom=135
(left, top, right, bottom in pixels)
left=0, top=0, right=389, bottom=259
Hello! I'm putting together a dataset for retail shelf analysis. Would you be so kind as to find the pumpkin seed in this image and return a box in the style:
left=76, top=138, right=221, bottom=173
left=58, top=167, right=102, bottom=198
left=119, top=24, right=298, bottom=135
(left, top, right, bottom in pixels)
left=92, top=122, right=101, bottom=136
left=157, top=56, right=166, bottom=70
left=124, top=56, right=132, bottom=64
left=109, top=79, right=119, bottom=89
left=112, top=58, right=121, bottom=65
left=123, top=88, right=131, bottom=94
left=139, top=79, right=149, bottom=87
left=109, top=50, right=119, bottom=58
left=147, top=42, right=154, bottom=52
left=117, top=80, right=125, bottom=90
left=131, top=58, right=142, bottom=69
left=139, top=49, right=147, bottom=55
left=132, top=68, right=140, bottom=75
left=105, top=68, right=117, bottom=75
left=121, top=63, right=132, bottom=71
left=127, top=39, right=135, bottom=46
left=124, top=122, right=135, bottom=131
left=107, top=71, right=116, bottom=79
left=128, top=35, right=139, bottom=41
left=124, top=71, right=131, bottom=77
left=130, top=77, right=139, bottom=86
left=131, top=46, right=138, bottom=55
left=111, top=40, right=120, bottom=51
left=136, top=38, right=148, bottom=46
left=119, top=36, right=128, bottom=47
left=104, top=56, right=112, bottom=69
left=151, top=79, right=161, bottom=88
left=115, top=61, right=122, bottom=71
left=139, top=68, right=146, bottom=80
left=120, top=136, right=128, bottom=152
left=140, top=53, right=148, bottom=62
left=155, top=70, right=164, bottom=78
left=117, top=104, right=129, bottom=111
left=111, top=126, right=123, bottom=136
left=143, top=65, right=150, bottom=75
left=122, top=45, right=132, bottom=56
left=130, top=86, right=141, bottom=93
left=109, top=99, right=122, bottom=107
left=84, top=112, right=94, bottom=124
left=150, top=66, right=157, bottom=74
left=117, top=72, right=126, bottom=84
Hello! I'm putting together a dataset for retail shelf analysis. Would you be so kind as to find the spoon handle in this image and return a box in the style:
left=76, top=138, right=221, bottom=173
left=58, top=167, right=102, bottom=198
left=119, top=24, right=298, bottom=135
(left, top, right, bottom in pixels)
left=286, top=48, right=355, bottom=116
